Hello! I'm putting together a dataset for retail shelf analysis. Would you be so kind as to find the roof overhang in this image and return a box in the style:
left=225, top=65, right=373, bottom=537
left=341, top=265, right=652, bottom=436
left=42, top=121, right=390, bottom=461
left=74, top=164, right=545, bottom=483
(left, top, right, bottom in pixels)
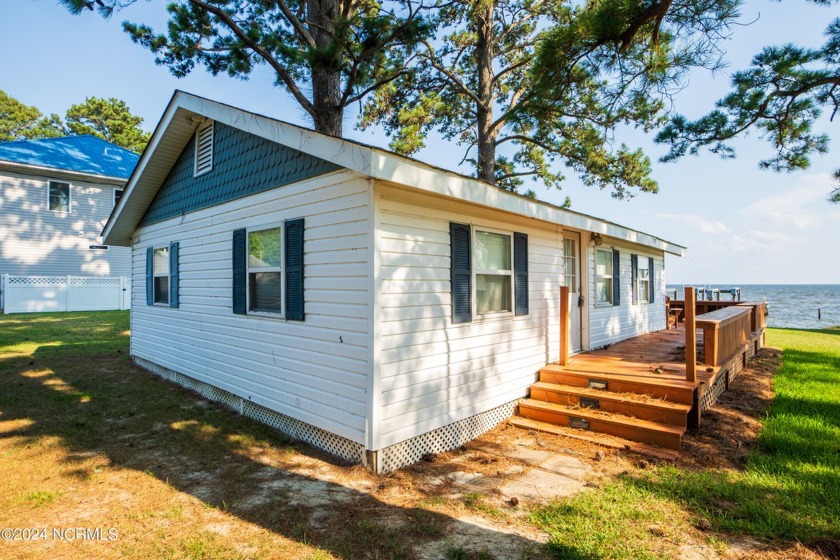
left=0, top=160, right=128, bottom=186
left=104, top=91, right=686, bottom=257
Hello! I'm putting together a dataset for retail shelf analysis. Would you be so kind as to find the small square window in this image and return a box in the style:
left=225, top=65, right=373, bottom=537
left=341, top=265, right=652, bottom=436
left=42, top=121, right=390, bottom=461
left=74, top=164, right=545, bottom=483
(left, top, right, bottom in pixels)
left=49, top=181, right=70, bottom=213
left=248, top=227, right=283, bottom=314
left=153, top=247, right=170, bottom=305
left=114, top=188, right=124, bottom=207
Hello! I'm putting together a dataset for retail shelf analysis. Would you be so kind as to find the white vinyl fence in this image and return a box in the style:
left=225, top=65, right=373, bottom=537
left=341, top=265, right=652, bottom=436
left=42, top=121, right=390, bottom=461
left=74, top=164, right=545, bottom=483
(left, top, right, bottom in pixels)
left=0, top=275, right=131, bottom=314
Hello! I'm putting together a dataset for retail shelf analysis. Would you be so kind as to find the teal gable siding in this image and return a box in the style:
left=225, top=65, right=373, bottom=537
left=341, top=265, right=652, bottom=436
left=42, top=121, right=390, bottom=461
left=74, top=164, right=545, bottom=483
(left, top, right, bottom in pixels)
left=140, top=122, right=341, bottom=225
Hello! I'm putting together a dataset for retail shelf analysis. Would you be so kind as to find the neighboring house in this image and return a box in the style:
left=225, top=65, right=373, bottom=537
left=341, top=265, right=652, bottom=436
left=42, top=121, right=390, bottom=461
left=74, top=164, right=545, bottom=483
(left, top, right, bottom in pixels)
left=0, top=135, right=138, bottom=279
left=104, top=91, right=685, bottom=472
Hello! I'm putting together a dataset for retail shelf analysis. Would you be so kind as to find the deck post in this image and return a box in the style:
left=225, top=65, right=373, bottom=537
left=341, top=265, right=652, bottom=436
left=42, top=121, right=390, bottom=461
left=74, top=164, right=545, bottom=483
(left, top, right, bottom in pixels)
left=560, top=285, right=570, bottom=366
left=685, top=286, right=697, bottom=383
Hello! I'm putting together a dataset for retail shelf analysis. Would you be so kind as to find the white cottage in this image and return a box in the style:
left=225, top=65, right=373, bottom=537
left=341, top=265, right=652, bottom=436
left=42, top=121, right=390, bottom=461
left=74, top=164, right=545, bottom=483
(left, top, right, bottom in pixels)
left=104, top=91, right=685, bottom=472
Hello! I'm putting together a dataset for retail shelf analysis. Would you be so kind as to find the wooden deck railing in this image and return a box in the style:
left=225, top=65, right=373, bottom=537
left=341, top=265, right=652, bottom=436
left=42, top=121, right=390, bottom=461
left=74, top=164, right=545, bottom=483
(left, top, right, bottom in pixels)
left=695, top=306, right=753, bottom=367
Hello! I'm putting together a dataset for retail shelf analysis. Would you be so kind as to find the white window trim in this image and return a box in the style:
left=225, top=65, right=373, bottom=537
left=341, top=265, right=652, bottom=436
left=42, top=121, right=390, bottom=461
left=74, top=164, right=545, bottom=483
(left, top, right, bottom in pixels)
left=193, top=121, right=214, bottom=177
left=47, top=180, right=71, bottom=213
left=113, top=188, right=124, bottom=207
left=637, top=257, right=651, bottom=304
left=246, top=224, right=285, bottom=318
left=152, top=246, right=170, bottom=306
left=594, top=247, right=614, bottom=308
left=472, top=226, right=514, bottom=319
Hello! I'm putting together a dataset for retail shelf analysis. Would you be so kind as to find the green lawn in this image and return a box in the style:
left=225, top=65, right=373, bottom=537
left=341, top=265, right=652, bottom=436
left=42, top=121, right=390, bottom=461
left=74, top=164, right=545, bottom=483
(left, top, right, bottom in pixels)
left=532, top=327, right=840, bottom=558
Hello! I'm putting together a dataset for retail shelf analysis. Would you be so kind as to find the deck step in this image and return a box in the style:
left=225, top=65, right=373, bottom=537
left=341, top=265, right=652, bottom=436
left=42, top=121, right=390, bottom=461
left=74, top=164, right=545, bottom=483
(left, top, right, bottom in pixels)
left=539, top=366, right=696, bottom=405
left=529, top=382, right=691, bottom=428
left=517, top=398, right=686, bottom=450
left=508, top=417, right=679, bottom=460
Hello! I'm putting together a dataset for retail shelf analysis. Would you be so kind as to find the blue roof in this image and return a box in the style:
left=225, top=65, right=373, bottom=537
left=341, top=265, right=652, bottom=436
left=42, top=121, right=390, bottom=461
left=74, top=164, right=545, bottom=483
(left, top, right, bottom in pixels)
left=0, top=135, right=139, bottom=180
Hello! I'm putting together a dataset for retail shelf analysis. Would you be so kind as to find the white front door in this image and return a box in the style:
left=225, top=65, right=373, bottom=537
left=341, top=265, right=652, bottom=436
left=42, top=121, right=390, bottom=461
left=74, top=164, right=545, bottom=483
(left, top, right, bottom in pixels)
left=563, top=234, right=582, bottom=352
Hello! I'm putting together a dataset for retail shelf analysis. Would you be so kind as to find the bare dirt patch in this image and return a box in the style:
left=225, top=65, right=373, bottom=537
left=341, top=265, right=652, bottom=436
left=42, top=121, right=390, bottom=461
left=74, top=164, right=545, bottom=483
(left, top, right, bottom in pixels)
left=677, top=347, right=780, bottom=471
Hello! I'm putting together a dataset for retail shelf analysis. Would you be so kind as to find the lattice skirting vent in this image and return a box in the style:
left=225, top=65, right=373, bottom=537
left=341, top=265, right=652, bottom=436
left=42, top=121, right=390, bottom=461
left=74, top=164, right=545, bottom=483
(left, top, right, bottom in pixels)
left=374, top=400, right=518, bottom=473
left=699, top=328, right=765, bottom=413
left=133, top=357, right=366, bottom=465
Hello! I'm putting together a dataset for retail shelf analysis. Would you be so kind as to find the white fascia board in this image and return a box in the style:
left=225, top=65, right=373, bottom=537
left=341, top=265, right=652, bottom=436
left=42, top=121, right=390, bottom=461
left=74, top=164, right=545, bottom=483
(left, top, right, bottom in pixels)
left=370, top=151, right=686, bottom=257
left=0, top=161, right=127, bottom=186
left=176, top=94, right=375, bottom=175
left=104, top=90, right=686, bottom=257
left=102, top=92, right=195, bottom=247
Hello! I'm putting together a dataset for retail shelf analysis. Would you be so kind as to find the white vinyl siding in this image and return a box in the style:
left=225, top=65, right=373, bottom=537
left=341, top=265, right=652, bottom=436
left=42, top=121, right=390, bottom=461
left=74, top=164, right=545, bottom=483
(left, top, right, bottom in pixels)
left=588, top=242, right=666, bottom=349
left=0, top=170, right=132, bottom=277
left=130, top=171, right=371, bottom=444
left=375, top=184, right=562, bottom=449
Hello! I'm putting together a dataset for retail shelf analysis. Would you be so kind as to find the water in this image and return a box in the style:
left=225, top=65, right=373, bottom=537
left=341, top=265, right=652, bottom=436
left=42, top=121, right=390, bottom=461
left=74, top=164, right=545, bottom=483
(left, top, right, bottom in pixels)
left=666, top=284, right=840, bottom=330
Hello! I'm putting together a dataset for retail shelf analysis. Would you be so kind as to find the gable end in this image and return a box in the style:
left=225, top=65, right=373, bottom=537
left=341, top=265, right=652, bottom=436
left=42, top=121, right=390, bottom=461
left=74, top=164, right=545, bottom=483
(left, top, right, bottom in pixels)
left=139, top=122, right=341, bottom=226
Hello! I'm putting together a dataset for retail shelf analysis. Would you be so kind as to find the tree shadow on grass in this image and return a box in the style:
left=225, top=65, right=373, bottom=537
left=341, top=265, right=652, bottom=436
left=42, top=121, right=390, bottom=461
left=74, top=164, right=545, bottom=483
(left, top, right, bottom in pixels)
left=0, top=338, right=555, bottom=560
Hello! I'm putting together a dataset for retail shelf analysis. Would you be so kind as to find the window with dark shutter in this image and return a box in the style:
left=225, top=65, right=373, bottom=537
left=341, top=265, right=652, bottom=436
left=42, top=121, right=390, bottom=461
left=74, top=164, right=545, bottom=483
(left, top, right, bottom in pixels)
left=169, top=242, right=180, bottom=309
left=285, top=218, right=305, bottom=321
left=612, top=249, right=621, bottom=306
left=631, top=254, right=639, bottom=305
left=514, top=232, right=528, bottom=316
left=232, top=228, right=247, bottom=314
left=450, top=222, right=472, bottom=324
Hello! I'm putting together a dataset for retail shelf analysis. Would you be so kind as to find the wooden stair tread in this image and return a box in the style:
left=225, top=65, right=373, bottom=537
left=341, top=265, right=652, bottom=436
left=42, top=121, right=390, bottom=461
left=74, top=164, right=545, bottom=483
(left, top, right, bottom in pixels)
left=519, top=399, right=687, bottom=436
left=509, top=417, right=679, bottom=460
left=530, top=381, right=692, bottom=413
left=542, top=364, right=699, bottom=390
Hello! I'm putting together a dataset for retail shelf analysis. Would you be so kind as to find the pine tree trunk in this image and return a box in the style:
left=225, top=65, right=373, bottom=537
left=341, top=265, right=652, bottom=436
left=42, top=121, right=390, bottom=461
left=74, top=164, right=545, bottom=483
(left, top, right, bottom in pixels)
left=474, top=0, right=497, bottom=184
left=307, top=0, right=343, bottom=137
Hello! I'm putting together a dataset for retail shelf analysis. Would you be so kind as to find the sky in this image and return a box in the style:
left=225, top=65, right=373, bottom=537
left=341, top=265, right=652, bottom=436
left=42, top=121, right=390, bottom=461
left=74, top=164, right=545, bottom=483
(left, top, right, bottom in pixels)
left=1, top=0, right=838, bottom=285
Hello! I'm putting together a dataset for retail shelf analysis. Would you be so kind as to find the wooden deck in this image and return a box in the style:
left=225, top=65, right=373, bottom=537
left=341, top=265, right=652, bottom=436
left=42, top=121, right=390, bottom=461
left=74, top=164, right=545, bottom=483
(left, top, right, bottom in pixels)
left=513, top=304, right=766, bottom=452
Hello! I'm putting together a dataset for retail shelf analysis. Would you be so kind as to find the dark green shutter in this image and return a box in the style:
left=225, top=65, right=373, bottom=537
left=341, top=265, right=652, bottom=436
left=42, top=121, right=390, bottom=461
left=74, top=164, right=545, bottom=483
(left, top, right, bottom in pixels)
left=450, top=222, right=472, bottom=324
left=232, top=229, right=247, bottom=315
left=169, top=242, right=180, bottom=309
left=145, top=246, right=154, bottom=306
left=514, top=232, right=528, bottom=316
left=649, top=257, right=655, bottom=303
left=612, top=249, right=621, bottom=306
left=285, top=218, right=305, bottom=321
left=631, top=254, right=638, bottom=305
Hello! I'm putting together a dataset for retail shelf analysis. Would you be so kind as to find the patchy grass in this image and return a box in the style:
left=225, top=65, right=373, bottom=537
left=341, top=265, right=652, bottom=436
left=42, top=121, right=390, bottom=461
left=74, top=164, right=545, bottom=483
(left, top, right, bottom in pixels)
left=531, top=327, right=840, bottom=558
left=0, top=311, right=546, bottom=559
left=530, top=476, right=692, bottom=560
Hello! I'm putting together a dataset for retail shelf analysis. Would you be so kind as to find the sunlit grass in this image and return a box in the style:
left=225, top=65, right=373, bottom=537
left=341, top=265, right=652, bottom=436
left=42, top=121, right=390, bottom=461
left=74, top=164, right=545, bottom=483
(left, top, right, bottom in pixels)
left=531, top=327, right=840, bottom=556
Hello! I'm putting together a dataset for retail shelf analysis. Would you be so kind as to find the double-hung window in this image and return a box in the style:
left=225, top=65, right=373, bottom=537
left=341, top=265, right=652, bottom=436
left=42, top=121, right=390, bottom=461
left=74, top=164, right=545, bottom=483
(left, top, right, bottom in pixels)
left=450, top=222, right=528, bottom=323
left=232, top=219, right=304, bottom=320
left=49, top=181, right=70, bottom=213
left=595, top=248, right=614, bottom=306
left=637, top=258, right=650, bottom=303
left=153, top=247, right=170, bottom=305
left=475, top=230, right=513, bottom=315
left=248, top=227, right=283, bottom=314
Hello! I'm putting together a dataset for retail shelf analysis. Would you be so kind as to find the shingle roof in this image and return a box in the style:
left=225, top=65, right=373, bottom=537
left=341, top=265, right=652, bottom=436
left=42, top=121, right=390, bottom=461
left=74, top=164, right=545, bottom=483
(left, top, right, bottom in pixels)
left=0, top=135, right=139, bottom=180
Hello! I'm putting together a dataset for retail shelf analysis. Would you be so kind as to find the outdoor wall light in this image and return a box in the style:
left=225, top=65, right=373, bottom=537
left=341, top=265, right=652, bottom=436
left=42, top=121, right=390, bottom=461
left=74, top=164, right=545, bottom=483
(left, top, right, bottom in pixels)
left=592, top=233, right=603, bottom=246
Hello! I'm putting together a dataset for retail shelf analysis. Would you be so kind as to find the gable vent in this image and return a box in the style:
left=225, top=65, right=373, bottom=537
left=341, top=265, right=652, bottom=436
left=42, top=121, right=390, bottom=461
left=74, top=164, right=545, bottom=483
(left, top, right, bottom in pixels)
left=194, top=121, right=214, bottom=176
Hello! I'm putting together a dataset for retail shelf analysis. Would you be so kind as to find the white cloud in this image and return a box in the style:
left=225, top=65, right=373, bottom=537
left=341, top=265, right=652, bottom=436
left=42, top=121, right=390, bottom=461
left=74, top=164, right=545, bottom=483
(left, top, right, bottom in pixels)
left=655, top=212, right=731, bottom=234
left=741, top=173, right=835, bottom=229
